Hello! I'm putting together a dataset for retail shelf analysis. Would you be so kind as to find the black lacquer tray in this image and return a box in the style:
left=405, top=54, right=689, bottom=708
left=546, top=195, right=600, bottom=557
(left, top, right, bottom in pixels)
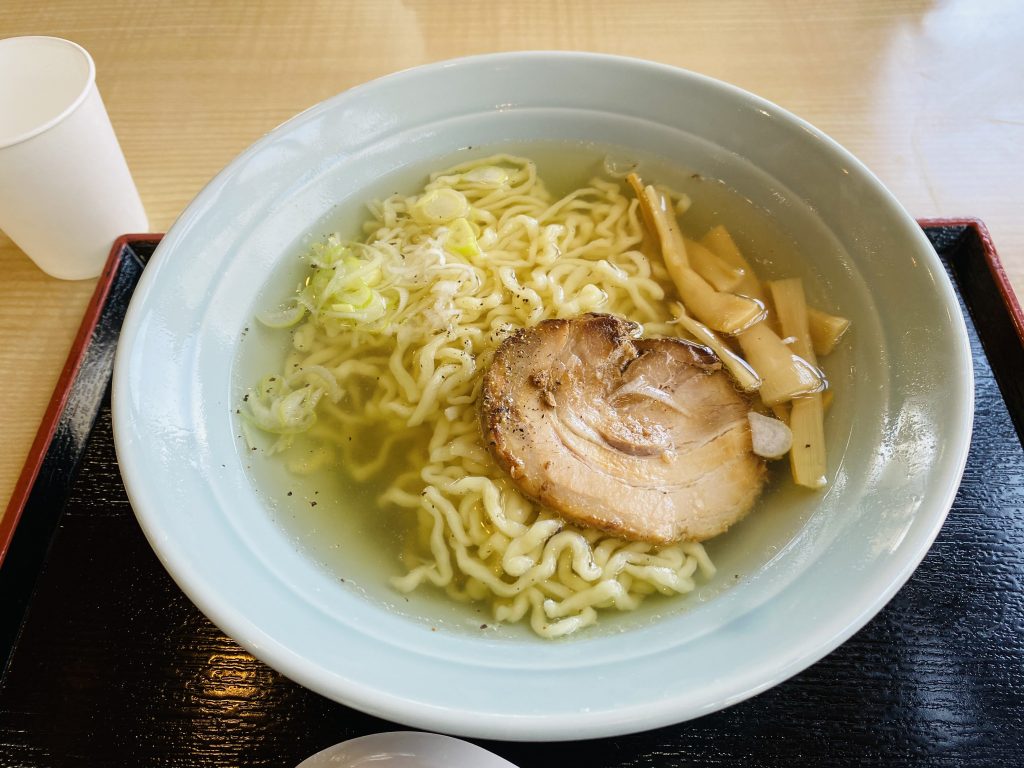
left=1, top=224, right=1022, bottom=767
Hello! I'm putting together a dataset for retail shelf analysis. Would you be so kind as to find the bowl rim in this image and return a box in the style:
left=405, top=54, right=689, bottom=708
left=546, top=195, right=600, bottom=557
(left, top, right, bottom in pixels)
left=112, top=50, right=974, bottom=741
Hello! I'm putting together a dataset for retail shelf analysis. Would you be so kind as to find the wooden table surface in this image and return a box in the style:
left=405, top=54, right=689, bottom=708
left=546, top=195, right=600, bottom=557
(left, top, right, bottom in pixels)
left=1, top=0, right=1022, bottom=521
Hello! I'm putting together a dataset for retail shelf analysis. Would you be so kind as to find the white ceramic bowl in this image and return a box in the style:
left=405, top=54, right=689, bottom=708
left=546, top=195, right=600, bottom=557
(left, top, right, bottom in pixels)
left=112, top=52, right=973, bottom=741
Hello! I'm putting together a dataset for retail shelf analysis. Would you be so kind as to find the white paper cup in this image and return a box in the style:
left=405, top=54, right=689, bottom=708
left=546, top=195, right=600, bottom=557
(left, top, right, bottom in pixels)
left=0, top=36, right=148, bottom=280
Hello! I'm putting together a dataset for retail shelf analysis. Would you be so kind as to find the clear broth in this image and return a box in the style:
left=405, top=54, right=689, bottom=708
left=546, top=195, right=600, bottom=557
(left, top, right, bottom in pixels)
left=233, top=139, right=855, bottom=639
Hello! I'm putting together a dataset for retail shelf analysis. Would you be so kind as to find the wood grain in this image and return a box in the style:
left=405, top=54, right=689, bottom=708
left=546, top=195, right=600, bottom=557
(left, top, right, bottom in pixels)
left=1, top=0, right=1022, bottom=519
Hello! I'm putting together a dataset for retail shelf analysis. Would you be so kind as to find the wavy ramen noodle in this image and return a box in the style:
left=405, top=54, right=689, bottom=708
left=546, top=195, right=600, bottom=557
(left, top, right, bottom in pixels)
left=245, top=155, right=717, bottom=637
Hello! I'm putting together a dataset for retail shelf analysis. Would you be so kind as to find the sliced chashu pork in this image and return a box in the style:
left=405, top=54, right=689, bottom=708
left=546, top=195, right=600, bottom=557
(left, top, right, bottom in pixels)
left=480, top=313, right=766, bottom=544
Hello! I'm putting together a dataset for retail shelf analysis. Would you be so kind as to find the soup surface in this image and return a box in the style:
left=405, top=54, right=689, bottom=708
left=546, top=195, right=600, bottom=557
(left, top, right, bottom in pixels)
left=234, top=141, right=852, bottom=639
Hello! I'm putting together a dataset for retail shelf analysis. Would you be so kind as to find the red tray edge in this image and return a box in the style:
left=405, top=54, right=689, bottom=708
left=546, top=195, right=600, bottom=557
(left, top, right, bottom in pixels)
left=0, top=234, right=163, bottom=565
left=918, top=217, right=1024, bottom=346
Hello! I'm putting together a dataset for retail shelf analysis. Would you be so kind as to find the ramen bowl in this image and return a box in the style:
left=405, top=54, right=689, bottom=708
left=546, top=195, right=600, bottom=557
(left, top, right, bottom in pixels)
left=112, top=52, right=972, bottom=741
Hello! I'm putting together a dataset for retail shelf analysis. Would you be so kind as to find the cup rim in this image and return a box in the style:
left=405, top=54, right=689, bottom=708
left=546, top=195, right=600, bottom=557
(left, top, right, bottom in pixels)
left=0, top=35, right=97, bottom=150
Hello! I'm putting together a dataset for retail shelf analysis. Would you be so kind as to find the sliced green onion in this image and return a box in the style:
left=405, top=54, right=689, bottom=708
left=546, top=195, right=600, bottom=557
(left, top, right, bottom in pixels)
left=257, top=302, right=307, bottom=329
left=446, top=217, right=481, bottom=258
left=411, top=188, right=470, bottom=225
left=462, top=165, right=510, bottom=186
